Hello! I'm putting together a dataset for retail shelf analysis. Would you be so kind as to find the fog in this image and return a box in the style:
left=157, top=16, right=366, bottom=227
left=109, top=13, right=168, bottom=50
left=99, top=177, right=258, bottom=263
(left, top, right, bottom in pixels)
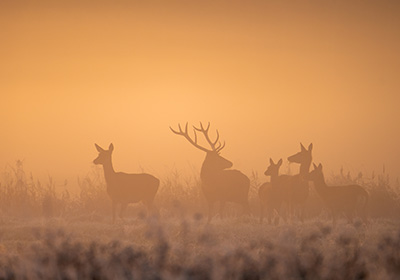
left=1, top=0, right=400, bottom=188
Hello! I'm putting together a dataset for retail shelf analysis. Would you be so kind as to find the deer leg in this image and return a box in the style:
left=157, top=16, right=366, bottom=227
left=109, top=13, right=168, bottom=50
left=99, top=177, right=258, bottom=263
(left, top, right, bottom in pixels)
left=119, top=203, right=127, bottom=220
left=275, top=203, right=281, bottom=224
left=146, top=200, right=159, bottom=217
left=207, top=201, right=214, bottom=223
left=279, top=203, right=287, bottom=224
left=143, top=200, right=151, bottom=214
left=274, top=210, right=280, bottom=225
left=332, top=211, right=337, bottom=226
left=266, top=204, right=274, bottom=224
left=242, top=201, right=251, bottom=217
left=361, top=203, right=368, bottom=224
left=272, top=205, right=278, bottom=224
left=292, top=204, right=297, bottom=223
left=298, top=205, right=304, bottom=223
left=219, top=201, right=225, bottom=219
left=286, top=202, right=292, bottom=223
left=259, top=203, right=264, bottom=224
left=112, top=201, right=117, bottom=224
left=269, top=207, right=274, bottom=225
left=347, top=210, right=354, bottom=224
left=293, top=204, right=298, bottom=222
left=144, top=200, right=159, bottom=218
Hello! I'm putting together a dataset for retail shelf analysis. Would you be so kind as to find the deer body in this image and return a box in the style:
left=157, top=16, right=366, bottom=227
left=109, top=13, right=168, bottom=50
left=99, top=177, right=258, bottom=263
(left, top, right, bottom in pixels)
left=309, top=163, right=368, bottom=223
left=104, top=172, right=159, bottom=204
left=259, top=159, right=291, bottom=224
left=93, top=143, right=159, bottom=222
left=201, top=168, right=250, bottom=207
left=171, top=123, right=250, bottom=222
left=286, top=143, right=313, bottom=221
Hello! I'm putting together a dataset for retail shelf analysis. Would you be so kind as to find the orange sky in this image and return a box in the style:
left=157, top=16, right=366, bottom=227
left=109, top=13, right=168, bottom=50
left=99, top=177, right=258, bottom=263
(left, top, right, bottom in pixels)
left=1, top=0, right=399, bottom=187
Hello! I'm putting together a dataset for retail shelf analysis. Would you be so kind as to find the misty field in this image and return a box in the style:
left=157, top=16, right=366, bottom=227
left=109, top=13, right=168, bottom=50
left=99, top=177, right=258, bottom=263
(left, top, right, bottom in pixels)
left=0, top=162, right=400, bottom=279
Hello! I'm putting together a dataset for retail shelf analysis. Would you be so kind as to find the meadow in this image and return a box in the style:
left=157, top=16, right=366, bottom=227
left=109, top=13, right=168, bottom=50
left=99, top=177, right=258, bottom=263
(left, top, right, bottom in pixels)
left=0, top=161, right=399, bottom=279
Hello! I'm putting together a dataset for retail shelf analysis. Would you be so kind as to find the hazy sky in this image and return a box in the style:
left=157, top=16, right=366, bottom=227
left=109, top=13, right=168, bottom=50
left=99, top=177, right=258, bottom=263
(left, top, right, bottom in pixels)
left=1, top=0, right=399, bottom=187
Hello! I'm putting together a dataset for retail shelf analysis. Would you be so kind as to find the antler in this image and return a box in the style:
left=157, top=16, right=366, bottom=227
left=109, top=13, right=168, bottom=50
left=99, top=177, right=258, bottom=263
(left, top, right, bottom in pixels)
left=193, top=122, right=225, bottom=153
left=170, top=122, right=226, bottom=153
left=170, top=123, right=211, bottom=152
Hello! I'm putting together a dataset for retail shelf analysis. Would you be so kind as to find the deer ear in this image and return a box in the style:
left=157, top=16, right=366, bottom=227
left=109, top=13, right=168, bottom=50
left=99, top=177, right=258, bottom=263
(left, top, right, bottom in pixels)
left=109, top=143, right=114, bottom=152
left=300, top=143, right=306, bottom=151
left=269, top=158, right=274, bottom=165
left=308, top=143, right=313, bottom=151
left=95, top=144, right=104, bottom=152
left=318, top=163, right=322, bottom=170
left=277, top=159, right=283, bottom=166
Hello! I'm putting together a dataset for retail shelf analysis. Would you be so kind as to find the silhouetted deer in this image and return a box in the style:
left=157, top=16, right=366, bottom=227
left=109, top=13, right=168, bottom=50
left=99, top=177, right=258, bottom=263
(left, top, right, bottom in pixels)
left=170, top=123, right=250, bottom=222
left=93, top=143, right=159, bottom=223
left=259, top=158, right=290, bottom=224
left=309, top=163, right=369, bottom=224
left=287, top=143, right=313, bottom=222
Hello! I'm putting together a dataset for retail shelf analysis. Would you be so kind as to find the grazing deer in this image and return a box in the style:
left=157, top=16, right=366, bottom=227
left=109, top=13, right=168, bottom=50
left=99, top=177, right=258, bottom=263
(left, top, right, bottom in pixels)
left=93, top=143, right=160, bottom=223
left=287, top=143, right=313, bottom=222
left=259, top=158, right=290, bottom=224
left=309, top=163, right=369, bottom=224
left=170, top=122, right=250, bottom=222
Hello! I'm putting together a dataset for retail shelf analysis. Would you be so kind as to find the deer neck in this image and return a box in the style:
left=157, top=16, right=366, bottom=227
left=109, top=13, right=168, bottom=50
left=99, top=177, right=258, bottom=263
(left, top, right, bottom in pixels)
left=200, top=161, right=220, bottom=183
left=270, top=173, right=279, bottom=185
left=312, top=173, right=328, bottom=194
left=299, top=161, right=311, bottom=179
left=101, top=159, right=116, bottom=183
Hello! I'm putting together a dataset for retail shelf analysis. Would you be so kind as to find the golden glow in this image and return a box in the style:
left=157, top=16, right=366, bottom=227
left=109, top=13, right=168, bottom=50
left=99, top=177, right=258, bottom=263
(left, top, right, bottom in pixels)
left=1, top=1, right=399, bottom=185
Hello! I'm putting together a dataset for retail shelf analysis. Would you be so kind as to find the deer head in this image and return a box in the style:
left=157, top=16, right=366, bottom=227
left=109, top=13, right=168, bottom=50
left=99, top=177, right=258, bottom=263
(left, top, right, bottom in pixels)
left=288, top=143, right=313, bottom=164
left=93, top=143, right=114, bottom=165
left=287, top=143, right=313, bottom=177
left=309, top=163, right=324, bottom=181
left=170, top=122, right=233, bottom=171
left=264, top=158, right=282, bottom=177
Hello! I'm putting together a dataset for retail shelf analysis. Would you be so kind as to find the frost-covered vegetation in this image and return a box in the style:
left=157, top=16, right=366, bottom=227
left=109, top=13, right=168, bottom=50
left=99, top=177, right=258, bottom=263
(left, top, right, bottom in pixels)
left=0, top=216, right=400, bottom=279
left=0, top=161, right=399, bottom=279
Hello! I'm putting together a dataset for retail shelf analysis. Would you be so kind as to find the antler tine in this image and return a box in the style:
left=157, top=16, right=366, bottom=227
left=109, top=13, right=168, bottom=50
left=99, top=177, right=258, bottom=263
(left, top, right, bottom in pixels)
left=183, top=122, right=188, bottom=134
left=170, top=122, right=211, bottom=153
left=193, top=122, right=222, bottom=152
left=216, top=141, right=226, bottom=153
left=204, top=122, right=210, bottom=132
left=169, top=122, right=184, bottom=135
left=193, top=121, right=209, bottom=132
left=213, top=129, right=220, bottom=146
left=169, top=122, right=190, bottom=136
left=193, top=126, right=198, bottom=144
left=169, top=126, right=179, bottom=134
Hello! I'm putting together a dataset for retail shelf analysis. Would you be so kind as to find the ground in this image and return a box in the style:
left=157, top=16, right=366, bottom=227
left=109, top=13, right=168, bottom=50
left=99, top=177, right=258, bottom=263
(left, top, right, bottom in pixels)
left=0, top=215, right=399, bottom=279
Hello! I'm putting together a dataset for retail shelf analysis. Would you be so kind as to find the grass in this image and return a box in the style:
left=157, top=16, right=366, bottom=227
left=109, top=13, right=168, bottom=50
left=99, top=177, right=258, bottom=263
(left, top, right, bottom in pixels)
left=1, top=161, right=399, bottom=220
left=0, top=217, right=399, bottom=279
left=0, top=161, right=399, bottom=279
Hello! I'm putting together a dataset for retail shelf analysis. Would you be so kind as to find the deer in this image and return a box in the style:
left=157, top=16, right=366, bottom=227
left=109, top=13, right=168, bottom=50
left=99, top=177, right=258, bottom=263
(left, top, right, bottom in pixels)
left=259, top=158, right=291, bottom=224
left=170, top=122, right=250, bottom=222
left=93, top=143, right=160, bottom=223
left=309, top=163, right=369, bottom=224
left=286, top=143, right=313, bottom=222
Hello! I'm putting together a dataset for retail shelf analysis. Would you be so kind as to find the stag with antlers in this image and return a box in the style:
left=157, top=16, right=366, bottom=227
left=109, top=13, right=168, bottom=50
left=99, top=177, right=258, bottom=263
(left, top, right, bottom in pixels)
left=170, top=122, right=250, bottom=222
